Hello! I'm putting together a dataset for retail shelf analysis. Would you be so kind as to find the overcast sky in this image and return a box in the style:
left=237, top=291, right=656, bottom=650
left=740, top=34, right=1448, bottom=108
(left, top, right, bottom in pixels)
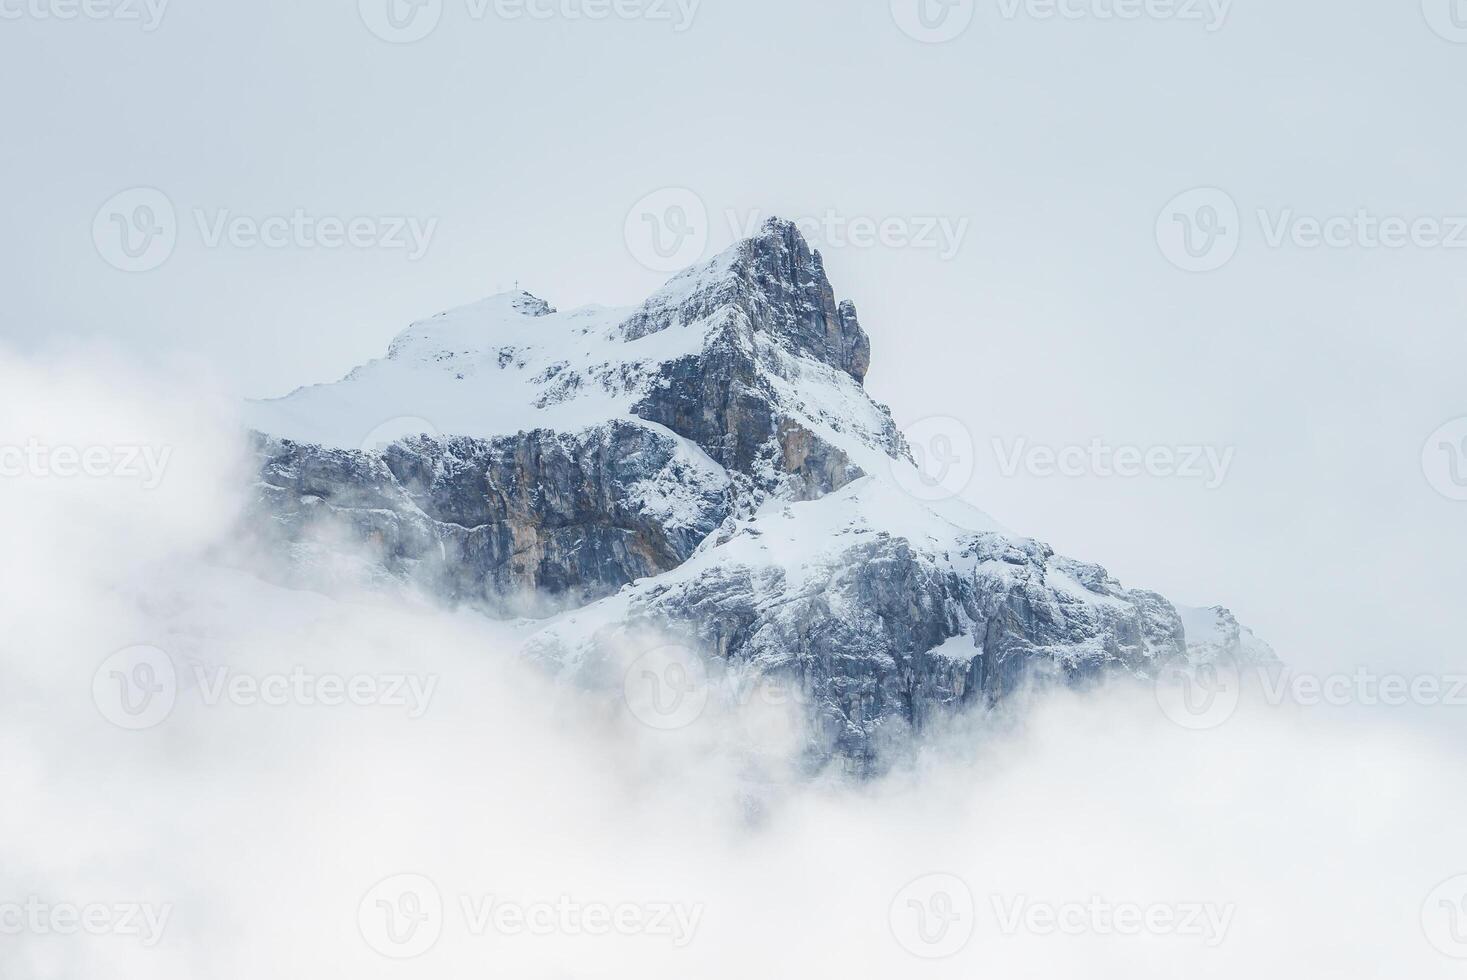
left=2, top=0, right=1464, bottom=675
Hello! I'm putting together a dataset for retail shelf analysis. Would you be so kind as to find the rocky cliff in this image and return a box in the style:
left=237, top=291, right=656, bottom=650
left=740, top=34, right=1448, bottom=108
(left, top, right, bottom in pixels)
left=244, top=218, right=1272, bottom=773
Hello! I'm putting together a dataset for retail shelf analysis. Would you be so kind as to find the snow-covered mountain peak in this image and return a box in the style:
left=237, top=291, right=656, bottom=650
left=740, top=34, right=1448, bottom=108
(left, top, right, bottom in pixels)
left=245, top=221, right=900, bottom=481
left=619, top=216, right=871, bottom=383
left=244, top=218, right=1272, bottom=772
left=384, top=289, right=563, bottom=361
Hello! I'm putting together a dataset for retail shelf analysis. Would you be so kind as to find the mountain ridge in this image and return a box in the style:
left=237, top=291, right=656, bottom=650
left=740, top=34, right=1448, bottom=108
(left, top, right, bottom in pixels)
left=243, top=217, right=1273, bottom=773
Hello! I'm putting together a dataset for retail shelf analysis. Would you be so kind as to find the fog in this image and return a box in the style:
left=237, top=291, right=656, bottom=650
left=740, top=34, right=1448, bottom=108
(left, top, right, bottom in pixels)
left=3, top=347, right=1464, bottom=978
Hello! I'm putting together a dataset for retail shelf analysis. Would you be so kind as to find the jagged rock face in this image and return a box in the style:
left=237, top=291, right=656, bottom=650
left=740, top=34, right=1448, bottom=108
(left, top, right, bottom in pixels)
left=242, top=217, right=1269, bottom=774
left=629, top=325, right=866, bottom=502
left=624, top=221, right=897, bottom=500
left=527, top=493, right=1189, bottom=775
left=246, top=219, right=906, bottom=604
left=252, top=421, right=732, bottom=616
left=620, top=219, right=871, bottom=383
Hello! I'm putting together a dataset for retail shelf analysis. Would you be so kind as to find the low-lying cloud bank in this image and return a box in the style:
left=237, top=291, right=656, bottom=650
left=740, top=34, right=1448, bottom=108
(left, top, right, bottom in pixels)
left=2, top=346, right=1464, bottom=979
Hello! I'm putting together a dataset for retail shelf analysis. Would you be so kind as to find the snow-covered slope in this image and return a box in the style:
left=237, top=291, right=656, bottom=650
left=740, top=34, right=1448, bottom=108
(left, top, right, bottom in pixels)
left=247, top=294, right=660, bottom=448
left=245, top=231, right=904, bottom=491
left=244, top=218, right=1269, bottom=773
left=1178, top=604, right=1279, bottom=667
left=524, top=475, right=1191, bottom=768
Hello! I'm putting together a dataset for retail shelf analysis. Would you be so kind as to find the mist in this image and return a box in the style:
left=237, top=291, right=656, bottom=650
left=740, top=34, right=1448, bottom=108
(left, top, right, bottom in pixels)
left=2, top=346, right=1463, bottom=978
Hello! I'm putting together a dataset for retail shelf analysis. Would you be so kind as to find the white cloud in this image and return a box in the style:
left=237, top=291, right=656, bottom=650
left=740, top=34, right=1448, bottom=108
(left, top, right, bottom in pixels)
left=1, top=347, right=1462, bottom=978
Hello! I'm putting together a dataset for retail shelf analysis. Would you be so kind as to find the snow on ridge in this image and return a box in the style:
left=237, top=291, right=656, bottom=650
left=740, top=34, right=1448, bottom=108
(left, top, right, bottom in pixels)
left=384, top=290, right=560, bottom=361
left=1178, top=604, right=1279, bottom=666
left=615, top=243, right=743, bottom=339
left=242, top=222, right=898, bottom=469
left=245, top=222, right=1259, bottom=675
left=241, top=290, right=697, bottom=450
left=615, top=476, right=1002, bottom=599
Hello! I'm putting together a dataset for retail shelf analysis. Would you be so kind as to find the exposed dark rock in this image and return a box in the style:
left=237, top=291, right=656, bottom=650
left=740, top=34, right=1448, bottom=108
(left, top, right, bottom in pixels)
left=536, top=524, right=1189, bottom=775
left=244, top=217, right=1269, bottom=774
left=621, top=218, right=871, bottom=383
left=251, top=421, right=732, bottom=616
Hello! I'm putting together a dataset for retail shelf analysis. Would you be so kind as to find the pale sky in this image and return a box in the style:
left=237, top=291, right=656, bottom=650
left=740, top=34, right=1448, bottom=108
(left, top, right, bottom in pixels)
left=3, top=0, right=1465, bottom=675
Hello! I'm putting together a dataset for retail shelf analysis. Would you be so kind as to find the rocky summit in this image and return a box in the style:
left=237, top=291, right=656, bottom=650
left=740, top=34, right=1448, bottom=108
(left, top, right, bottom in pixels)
left=244, top=218, right=1273, bottom=774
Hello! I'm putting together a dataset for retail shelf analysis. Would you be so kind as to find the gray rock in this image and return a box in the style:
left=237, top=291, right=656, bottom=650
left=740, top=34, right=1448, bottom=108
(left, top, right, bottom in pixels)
left=243, top=217, right=1270, bottom=773
left=251, top=421, right=732, bottom=616
left=621, top=218, right=871, bottom=383
left=527, top=505, right=1191, bottom=776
